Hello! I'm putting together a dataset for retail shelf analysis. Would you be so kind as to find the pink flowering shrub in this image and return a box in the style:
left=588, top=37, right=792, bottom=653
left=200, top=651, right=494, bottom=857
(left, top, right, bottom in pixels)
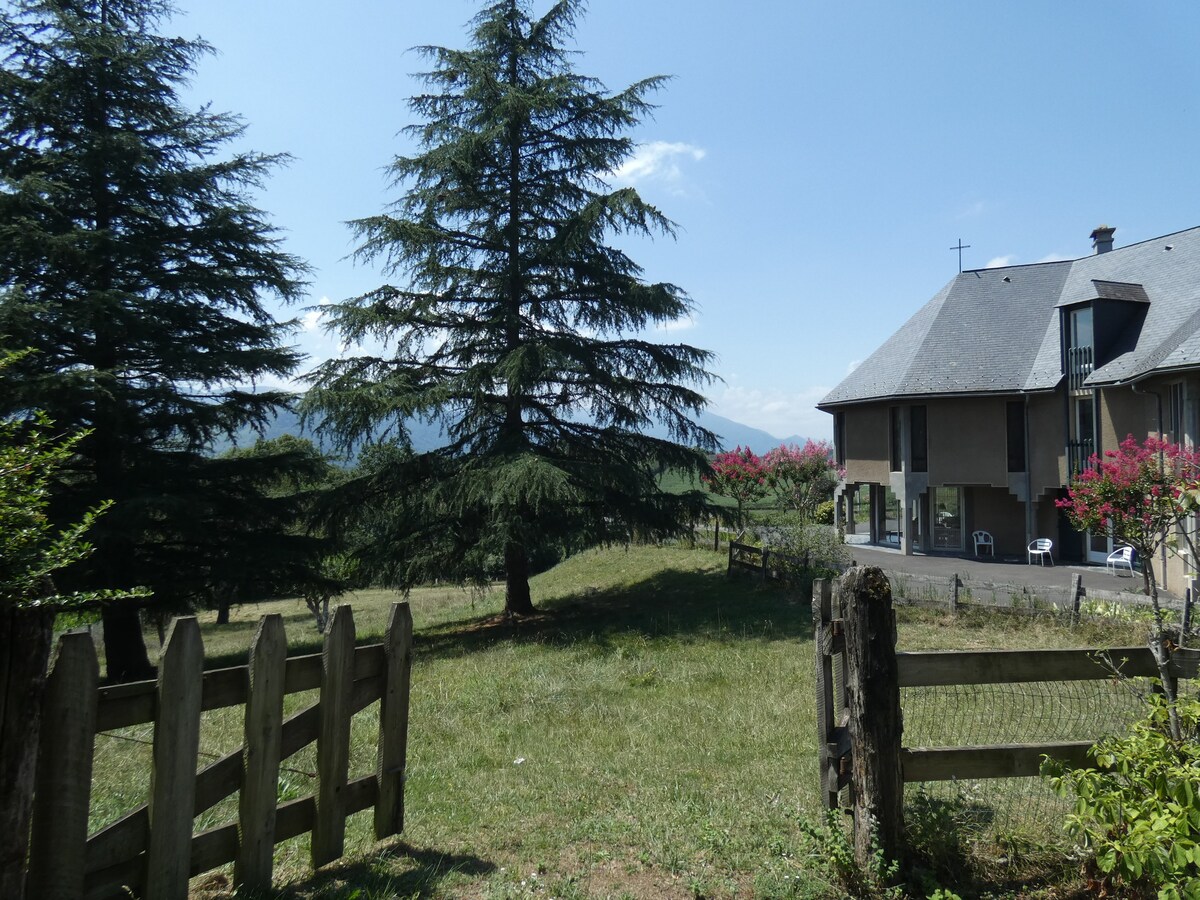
left=703, top=446, right=769, bottom=528
left=1057, top=434, right=1200, bottom=739
left=764, top=440, right=844, bottom=525
left=1056, top=435, right=1200, bottom=582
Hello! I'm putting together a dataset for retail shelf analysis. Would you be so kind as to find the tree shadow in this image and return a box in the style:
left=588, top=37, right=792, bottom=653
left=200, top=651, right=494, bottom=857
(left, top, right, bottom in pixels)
left=414, top=566, right=817, bottom=661
left=259, top=841, right=496, bottom=899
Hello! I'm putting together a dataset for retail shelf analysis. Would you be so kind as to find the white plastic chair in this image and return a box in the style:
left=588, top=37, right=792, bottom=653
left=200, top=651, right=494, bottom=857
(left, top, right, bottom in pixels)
left=972, top=530, right=994, bottom=557
left=1027, top=538, right=1054, bottom=566
left=1106, top=545, right=1134, bottom=577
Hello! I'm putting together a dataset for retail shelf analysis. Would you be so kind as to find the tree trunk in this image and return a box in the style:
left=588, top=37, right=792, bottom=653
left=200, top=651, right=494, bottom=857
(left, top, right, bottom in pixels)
left=504, top=541, right=535, bottom=616
left=101, top=603, right=153, bottom=683
left=0, top=605, right=55, bottom=898
left=215, top=597, right=230, bottom=626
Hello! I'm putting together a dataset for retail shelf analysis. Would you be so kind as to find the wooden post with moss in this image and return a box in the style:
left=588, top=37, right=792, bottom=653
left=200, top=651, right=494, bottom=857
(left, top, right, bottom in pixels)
left=840, top=566, right=904, bottom=867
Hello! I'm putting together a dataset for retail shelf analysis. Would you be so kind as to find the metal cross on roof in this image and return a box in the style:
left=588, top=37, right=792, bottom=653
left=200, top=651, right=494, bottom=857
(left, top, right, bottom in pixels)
left=950, top=238, right=971, bottom=273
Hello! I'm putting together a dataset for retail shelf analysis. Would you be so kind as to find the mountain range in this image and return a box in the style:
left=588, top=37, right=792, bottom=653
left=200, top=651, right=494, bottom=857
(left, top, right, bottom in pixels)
left=225, top=406, right=807, bottom=459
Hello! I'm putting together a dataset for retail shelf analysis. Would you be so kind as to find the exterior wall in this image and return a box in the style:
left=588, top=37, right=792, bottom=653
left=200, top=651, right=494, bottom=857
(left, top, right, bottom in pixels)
left=841, top=403, right=890, bottom=484
left=1027, top=392, right=1066, bottom=499
left=967, top=486, right=1026, bottom=557
left=926, top=398, right=1006, bottom=486
left=1099, top=385, right=1154, bottom=452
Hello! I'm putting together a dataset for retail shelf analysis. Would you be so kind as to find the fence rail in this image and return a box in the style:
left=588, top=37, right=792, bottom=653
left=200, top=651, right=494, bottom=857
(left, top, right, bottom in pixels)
left=727, top=541, right=831, bottom=582
left=813, top=571, right=1196, bottom=838
left=25, top=602, right=412, bottom=900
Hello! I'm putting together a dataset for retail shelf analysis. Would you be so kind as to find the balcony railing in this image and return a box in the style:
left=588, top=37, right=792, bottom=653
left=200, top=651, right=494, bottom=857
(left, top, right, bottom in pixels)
left=1067, top=438, right=1096, bottom=477
left=1067, top=345, right=1094, bottom=391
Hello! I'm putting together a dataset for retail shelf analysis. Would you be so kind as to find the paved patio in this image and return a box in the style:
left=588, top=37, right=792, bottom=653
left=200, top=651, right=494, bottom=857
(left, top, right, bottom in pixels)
left=843, top=542, right=1187, bottom=605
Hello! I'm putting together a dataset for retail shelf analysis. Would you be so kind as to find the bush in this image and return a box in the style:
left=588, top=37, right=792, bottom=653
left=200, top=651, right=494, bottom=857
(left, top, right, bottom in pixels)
left=1042, top=692, right=1200, bottom=898
left=813, top=499, right=836, bottom=525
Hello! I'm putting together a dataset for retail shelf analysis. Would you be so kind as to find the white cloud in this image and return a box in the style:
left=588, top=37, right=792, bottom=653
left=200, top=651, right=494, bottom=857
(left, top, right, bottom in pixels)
left=846, top=359, right=861, bottom=374
left=985, top=255, right=1016, bottom=269
left=1036, top=252, right=1071, bottom=263
left=709, top=384, right=833, bottom=441
left=611, top=141, right=705, bottom=190
left=956, top=200, right=988, bottom=219
left=655, top=314, right=696, bottom=333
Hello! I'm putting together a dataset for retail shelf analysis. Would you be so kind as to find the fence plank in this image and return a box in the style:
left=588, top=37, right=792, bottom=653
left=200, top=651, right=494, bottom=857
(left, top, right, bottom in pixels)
left=236, top=614, right=287, bottom=890
left=898, top=646, right=1157, bottom=686
left=812, top=579, right=838, bottom=809
left=376, top=601, right=413, bottom=839
left=27, top=632, right=99, bottom=899
left=902, top=741, right=1095, bottom=782
left=312, top=604, right=356, bottom=868
left=145, top=617, right=205, bottom=900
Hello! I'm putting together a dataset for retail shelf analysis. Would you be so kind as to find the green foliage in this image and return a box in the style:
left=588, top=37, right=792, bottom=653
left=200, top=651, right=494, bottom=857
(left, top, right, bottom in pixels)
left=795, top=810, right=903, bottom=899
left=305, top=0, right=715, bottom=613
left=1043, top=692, right=1200, bottom=897
left=813, top=499, right=836, bottom=525
left=0, top=0, right=307, bottom=674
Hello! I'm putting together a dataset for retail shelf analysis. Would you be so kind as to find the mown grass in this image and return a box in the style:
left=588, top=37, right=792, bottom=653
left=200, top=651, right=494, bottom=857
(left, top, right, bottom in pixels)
left=86, top=546, right=1152, bottom=899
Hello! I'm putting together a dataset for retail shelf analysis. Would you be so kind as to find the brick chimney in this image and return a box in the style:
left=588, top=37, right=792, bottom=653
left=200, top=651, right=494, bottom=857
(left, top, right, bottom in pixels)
left=1090, top=225, right=1115, bottom=254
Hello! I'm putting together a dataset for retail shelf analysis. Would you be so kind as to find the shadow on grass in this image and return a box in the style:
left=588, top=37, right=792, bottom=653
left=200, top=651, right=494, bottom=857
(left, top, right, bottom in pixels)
left=414, top=566, right=817, bottom=662
left=258, top=841, right=495, bottom=899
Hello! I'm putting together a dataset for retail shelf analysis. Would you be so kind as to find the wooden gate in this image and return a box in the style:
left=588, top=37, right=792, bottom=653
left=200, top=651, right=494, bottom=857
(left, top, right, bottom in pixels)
left=25, top=602, right=412, bottom=900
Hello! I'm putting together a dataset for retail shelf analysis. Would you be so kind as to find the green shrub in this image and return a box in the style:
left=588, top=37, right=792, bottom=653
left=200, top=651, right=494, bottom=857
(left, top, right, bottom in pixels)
left=1042, top=692, right=1200, bottom=898
left=813, top=499, right=836, bottom=525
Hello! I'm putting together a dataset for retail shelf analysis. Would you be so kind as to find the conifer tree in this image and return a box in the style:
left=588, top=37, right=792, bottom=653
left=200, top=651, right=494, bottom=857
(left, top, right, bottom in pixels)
left=307, top=0, right=715, bottom=615
left=0, top=0, right=307, bottom=679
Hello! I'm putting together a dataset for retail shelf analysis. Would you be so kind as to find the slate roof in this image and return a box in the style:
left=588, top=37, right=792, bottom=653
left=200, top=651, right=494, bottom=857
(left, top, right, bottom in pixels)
left=820, top=226, right=1200, bottom=408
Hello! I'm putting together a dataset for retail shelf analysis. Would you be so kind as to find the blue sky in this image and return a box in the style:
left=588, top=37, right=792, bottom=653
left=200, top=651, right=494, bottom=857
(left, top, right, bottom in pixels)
left=173, top=0, right=1200, bottom=441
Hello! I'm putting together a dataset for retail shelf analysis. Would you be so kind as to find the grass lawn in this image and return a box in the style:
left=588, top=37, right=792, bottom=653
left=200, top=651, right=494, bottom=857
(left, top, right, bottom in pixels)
left=86, top=545, right=1152, bottom=899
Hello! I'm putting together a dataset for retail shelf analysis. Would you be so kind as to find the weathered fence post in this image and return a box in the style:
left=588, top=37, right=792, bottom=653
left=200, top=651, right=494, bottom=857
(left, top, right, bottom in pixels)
left=27, top=631, right=99, bottom=899
left=1070, top=574, right=1084, bottom=626
left=840, top=566, right=904, bottom=868
left=236, top=614, right=287, bottom=890
left=761, top=547, right=770, bottom=582
left=146, top=617, right=205, bottom=900
left=949, top=574, right=959, bottom=615
left=376, top=601, right=413, bottom=838
left=313, top=604, right=356, bottom=868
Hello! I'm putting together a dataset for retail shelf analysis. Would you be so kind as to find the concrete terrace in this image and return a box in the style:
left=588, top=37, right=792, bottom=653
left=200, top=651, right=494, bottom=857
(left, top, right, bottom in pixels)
left=844, top=542, right=1186, bottom=606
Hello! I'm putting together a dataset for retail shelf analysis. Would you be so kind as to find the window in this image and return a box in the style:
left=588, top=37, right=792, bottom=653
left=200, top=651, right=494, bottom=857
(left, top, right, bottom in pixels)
left=1066, top=305, right=1095, bottom=391
left=1168, top=382, right=1185, bottom=444
left=910, top=405, right=927, bottom=473
left=1069, top=396, right=1096, bottom=475
left=889, top=407, right=901, bottom=472
left=1006, top=401, right=1026, bottom=472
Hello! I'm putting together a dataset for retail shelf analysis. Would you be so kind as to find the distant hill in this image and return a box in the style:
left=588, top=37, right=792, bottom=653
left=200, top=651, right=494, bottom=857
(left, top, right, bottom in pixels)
left=219, top=404, right=806, bottom=460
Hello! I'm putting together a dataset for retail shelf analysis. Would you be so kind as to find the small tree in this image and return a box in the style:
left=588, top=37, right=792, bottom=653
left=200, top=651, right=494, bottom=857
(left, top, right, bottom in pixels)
left=704, top=446, right=769, bottom=532
left=1057, top=435, right=1200, bottom=738
left=0, top=354, right=143, bottom=895
left=764, top=440, right=844, bottom=525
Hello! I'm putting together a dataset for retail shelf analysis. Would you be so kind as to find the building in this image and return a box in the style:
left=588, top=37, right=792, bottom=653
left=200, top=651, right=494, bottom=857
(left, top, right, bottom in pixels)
left=819, top=225, right=1200, bottom=590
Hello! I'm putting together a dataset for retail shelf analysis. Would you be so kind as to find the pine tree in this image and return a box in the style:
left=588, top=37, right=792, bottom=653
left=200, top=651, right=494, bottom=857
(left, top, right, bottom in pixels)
left=306, top=0, right=715, bottom=615
left=0, top=0, right=308, bottom=679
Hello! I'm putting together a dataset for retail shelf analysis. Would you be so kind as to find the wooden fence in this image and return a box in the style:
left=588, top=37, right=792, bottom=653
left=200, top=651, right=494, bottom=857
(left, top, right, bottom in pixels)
left=727, top=541, right=824, bottom=582
left=24, top=602, right=412, bottom=900
left=813, top=571, right=1196, bottom=861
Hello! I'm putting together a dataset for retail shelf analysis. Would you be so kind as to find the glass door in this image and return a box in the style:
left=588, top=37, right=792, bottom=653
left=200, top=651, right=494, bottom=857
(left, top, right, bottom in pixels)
left=931, top=486, right=963, bottom=551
